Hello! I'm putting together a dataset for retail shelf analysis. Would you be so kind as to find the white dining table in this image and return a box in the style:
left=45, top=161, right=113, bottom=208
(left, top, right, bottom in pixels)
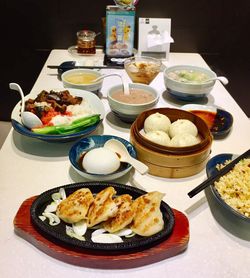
left=0, top=49, right=249, bottom=278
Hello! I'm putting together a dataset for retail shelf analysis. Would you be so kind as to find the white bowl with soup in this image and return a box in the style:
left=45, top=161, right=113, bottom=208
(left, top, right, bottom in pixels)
left=164, top=65, right=217, bottom=101
left=107, top=83, right=159, bottom=123
left=62, top=69, right=103, bottom=93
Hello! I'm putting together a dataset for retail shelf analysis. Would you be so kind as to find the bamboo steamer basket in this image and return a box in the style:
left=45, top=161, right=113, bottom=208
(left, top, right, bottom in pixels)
left=130, top=108, right=213, bottom=178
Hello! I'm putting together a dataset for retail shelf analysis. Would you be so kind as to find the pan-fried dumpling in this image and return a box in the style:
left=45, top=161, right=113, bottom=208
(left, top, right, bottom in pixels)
left=87, top=186, right=118, bottom=227
left=103, top=194, right=135, bottom=233
left=130, top=191, right=165, bottom=236
left=56, top=188, right=94, bottom=224
left=169, top=119, right=198, bottom=138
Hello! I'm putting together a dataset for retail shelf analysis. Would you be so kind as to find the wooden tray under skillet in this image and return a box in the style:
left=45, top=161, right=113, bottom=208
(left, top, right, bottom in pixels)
left=14, top=196, right=189, bottom=269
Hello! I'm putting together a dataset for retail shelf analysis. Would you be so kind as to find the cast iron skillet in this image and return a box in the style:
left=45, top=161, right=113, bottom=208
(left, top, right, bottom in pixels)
left=30, top=182, right=175, bottom=253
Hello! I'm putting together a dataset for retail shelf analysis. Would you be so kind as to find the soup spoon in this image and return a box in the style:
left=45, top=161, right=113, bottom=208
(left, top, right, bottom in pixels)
left=91, top=73, right=130, bottom=95
left=206, top=76, right=229, bottom=85
left=9, top=83, right=43, bottom=129
left=104, top=139, right=149, bottom=175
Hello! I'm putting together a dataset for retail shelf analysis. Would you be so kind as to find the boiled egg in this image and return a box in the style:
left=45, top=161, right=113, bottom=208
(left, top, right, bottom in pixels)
left=82, top=147, right=120, bottom=175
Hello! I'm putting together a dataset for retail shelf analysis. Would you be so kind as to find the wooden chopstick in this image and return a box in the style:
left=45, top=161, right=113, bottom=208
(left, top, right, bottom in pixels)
left=188, top=148, right=250, bottom=198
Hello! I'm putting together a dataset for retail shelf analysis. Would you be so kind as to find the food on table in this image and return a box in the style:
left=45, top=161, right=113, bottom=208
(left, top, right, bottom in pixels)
left=169, top=133, right=200, bottom=147
left=143, top=112, right=200, bottom=147
left=42, top=186, right=166, bottom=242
left=91, top=231, right=124, bottom=243
left=56, top=188, right=94, bottom=224
left=63, top=72, right=98, bottom=85
left=215, top=158, right=250, bottom=217
left=130, top=191, right=165, bottom=236
left=82, top=147, right=121, bottom=174
left=167, top=69, right=210, bottom=84
left=144, top=130, right=171, bottom=146
left=32, top=114, right=100, bottom=135
left=189, top=109, right=230, bottom=134
left=125, top=60, right=161, bottom=84
left=111, top=88, right=155, bottom=104
left=103, top=194, right=135, bottom=233
left=189, top=110, right=216, bottom=130
left=144, top=112, right=171, bottom=133
left=24, top=89, right=100, bottom=134
left=25, top=90, right=82, bottom=119
left=87, top=187, right=119, bottom=227
left=169, top=119, right=198, bottom=138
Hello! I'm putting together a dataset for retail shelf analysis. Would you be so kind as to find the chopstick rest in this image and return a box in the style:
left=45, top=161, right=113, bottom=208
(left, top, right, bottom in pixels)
left=188, top=148, right=250, bottom=198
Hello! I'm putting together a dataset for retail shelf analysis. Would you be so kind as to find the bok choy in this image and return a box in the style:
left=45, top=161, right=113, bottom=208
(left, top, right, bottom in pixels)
left=32, top=114, right=101, bottom=135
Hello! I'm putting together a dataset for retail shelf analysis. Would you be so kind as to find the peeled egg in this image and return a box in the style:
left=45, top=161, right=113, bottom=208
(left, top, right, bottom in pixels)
left=82, top=147, right=120, bottom=175
left=144, top=112, right=171, bottom=133
left=144, top=130, right=171, bottom=146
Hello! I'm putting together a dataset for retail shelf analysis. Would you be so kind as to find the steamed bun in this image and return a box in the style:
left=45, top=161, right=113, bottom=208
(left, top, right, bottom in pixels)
left=144, top=130, right=171, bottom=146
left=144, top=112, right=171, bottom=133
left=170, top=133, right=200, bottom=147
left=169, top=119, right=198, bottom=138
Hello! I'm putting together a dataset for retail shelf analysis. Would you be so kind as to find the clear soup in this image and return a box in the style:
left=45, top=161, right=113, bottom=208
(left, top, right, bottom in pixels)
left=65, top=73, right=97, bottom=84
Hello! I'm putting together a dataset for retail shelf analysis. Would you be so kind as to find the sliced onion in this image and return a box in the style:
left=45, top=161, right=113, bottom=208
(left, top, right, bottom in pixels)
left=66, top=226, right=85, bottom=241
left=42, top=212, right=60, bottom=226
left=72, top=220, right=87, bottom=236
left=51, top=192, right=62, bottom=202
left=38, top=215, right=46, bottom=221
left=59, top=188, right=66, bottom=200
left=91, top=228, right=106, bottom=238
left=44, top=201, right=58, bottom=213
left=92, top=234, right=123, bottom=243
left=88, top=224, right=102, bottom=230
left=113, top=228, right=133, bottom=237
left=125, top=232, right=136, bottom=238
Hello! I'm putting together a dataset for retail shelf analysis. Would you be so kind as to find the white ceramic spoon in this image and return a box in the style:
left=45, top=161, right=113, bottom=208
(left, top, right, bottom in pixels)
left=92, top=73, right=130, bottom=95
left=9, top=83, right=43, bottom=129
left=104, top=139, right=149, bottom=175
left=207, top=76, right=229, bottom=85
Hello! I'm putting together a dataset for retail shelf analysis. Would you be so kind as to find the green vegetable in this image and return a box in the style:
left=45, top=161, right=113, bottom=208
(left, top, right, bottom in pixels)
left=32, top=114, right=101, bottom=135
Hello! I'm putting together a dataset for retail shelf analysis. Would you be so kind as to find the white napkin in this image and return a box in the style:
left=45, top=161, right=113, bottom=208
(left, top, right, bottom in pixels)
left=147, top=31, right=174, bottom=48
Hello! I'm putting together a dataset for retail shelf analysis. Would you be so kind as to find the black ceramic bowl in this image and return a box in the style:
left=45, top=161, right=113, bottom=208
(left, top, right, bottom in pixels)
left=206, top=153, right=250, bottom=240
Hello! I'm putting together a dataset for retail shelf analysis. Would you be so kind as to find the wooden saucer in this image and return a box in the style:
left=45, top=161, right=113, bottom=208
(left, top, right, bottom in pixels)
left=14, top=196, right=189, bottom=269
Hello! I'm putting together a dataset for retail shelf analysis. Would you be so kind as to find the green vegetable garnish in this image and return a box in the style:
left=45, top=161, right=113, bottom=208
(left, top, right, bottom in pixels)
left=32, top=114, right=101, bottom=135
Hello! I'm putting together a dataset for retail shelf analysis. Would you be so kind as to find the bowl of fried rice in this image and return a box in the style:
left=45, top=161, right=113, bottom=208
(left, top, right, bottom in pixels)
left=206, top=153, right=250, bottom=240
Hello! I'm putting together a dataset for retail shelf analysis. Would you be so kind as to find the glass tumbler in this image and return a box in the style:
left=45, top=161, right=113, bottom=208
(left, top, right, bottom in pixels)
left=77, top=30, right=96, bottom=54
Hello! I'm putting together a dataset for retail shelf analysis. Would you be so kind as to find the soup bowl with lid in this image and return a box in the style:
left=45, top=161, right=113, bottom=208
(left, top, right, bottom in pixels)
left=107, top=83, right=159, bottom=123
